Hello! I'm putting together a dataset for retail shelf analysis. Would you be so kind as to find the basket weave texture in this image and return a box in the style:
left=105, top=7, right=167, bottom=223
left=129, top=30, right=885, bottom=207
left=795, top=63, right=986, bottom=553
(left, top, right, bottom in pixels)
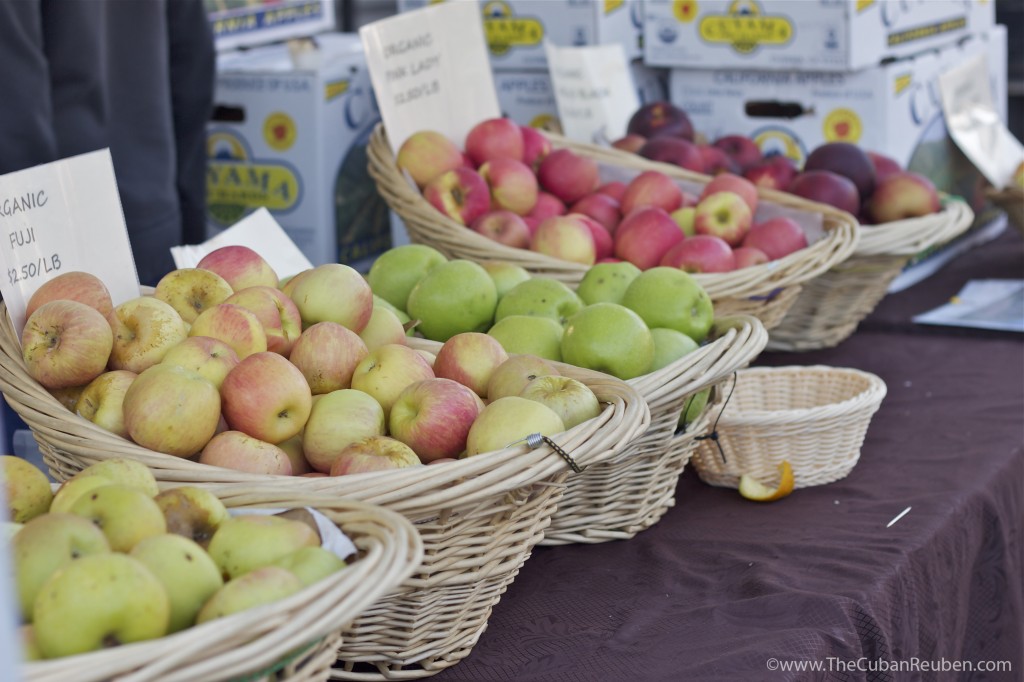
left=767, top=199, right=975, bottom=351
left=367, top=125, right=859, bottom=331
left=691, top=365, right=887, bottom=489
left=22, top=497, right=420, bottom=682
left=0, top=302, right=648, bottom=680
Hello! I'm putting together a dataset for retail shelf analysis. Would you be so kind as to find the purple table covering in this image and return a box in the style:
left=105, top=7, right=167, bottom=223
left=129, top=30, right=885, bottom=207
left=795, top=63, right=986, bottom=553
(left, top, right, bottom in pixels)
left=432, top=225, right=1024, bottom=681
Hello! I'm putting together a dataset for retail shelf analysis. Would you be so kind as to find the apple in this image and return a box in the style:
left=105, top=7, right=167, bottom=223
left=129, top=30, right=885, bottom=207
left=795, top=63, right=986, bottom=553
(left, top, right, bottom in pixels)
left=486, top=354, right=559, bottom=401
left=75, top=458, right=159, bottom=496
left=712, top=135, right=763, bottom=171
left=433, top=332, right=509, bottom=398
left=1, top=456, right=53, bottom=524
left=466, top=117, right=524, bottom=165
left=596, top=181, right=627, bottom=202
left=302, top=389, right=387, bottom=473
left=69, top=483, right=167, bottom=552
left=12, top=513, right=110, bottom=622
left=621, top=267, right=714, bottom=343
left=20, top=626, right=41, bottom=662
left=222, top=352, right=312, bottom=444
left=472, top=210, right=532, bottom=249
left=49, top=476, right=114, bottom=515
left=224, top=286, right=302, bottom=356
left=481, top=261, right=531, bottom=300
left=575, top=214, right=614, bottom=261
left=519, top=375, right=600, bottom=430
left=288, top=262, right=374, bottom=333
left=154, top=486, right=230, bottom=547
left=416, top=349, right=436, bottom=367
left=520, top=125, right=551, bottom=168
left=531, top=215, right=597, bottom=266
left=272, top=546, right=346, bottom=587
left=537, top=149, right=600, bottom=205
left=275, top=434, right=312, bottom=476
left=465, top=396, right=565, bottom=456
left=197, top=245, right=278, bottom=291
left=649, top=328, right=700, bottom=371
left=359, top=306, right=408, bottom=352
left=561, top=303, right=654, bottom=380
left=570, top=193, right=621, bottom=233
left=526, top=191, right=567, bottom=223
left=479, top=158, right=538, bottom=215
left=329, top=436, right=422, bottom=475
left=122, top=364, right=221, bottom=457
left=495, top=277, right=583, bottom=325
left=32, top=553, right=170, bottom=657
left=366, top=243, right=447, bottom=311
left=350, top=343, right=435, bottom=416
left=698, top=144, right=740, bottom=175
left=196, top=566, right=302, bottom=624
left=396, top=130, right=465, bottom=187
left=423, top=166, right=492, bottom=226
left=130, top=533, right=224, bottom=633
left=866, top=172, right=941, bottom=223
left=48, top=385, right=86, bottom=411
left=279, top=269, right=311, bottom=298
left=670, top=206, right=697, bottom=236
left=613, top=207, right=685, bottom=270
left=699, top=173, right=758, bottom=215
left=159, top=335, right=239, bottom=389
left=200, top=431, right=293, bottom=475
left=22, top=300, right=113, bottom=389
left=678, top=387, right=712, bottom=430
left=742, top=217, right=809, bottom=260
left=576, top=261, right=642, bottom=305
left=289, top=321, right=368, bottom=394
left=611, top=134, right=647, bottom=154
left=693, top=191, right=753, bottom=246
left=733, top=246, right=771, bottom=269
left=620, top=170, right=683, bottom=216
left=637, top=137, right=703, bottom=173
left=743, top=154, right=798, bottom=191
left=75, top=369, right=137, bottom=437
left=25, top=271, right=114, bottom=321
left=804, top=142, right=876, bottom=199
left=389, top=378, right=483, bottom=461
left=374, top=295, right=412, bottom=328
left=154, top=268, right=234, bottom=324
left=867, top=151, right=903, bottom=185
left=488, top=315, right=564, bottom=361
left=627, top=102, right=694, bottom=141
left=188, top=303, right=267, bottom=361
left=660, top=235, right=736, bottom=273
left=787, top=170, right=860, bottom=216
left=207, top=514, right=319, bottom=580
left=2, top=522, right=23, bottom=541
left=406, top=260, right=498, bottom=341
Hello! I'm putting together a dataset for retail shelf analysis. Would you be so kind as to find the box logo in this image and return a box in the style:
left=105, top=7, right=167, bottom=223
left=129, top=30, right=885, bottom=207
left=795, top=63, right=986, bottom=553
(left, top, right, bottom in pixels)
left=752, top=127, right=805, bottom=165
left=697, top=1, right=793, bottom=54
left=481, top=1, right=544, bottom=56
left=324, top=78, right=351, bottom=102
left=604, top=0, right=625, bottom=14
left=822, top=108, right=863, bottom=144
left=206, top=131, right=302, bottom=226
left=672, top=0, right=699, bottom=23
left=263, top=112, right=297, bottom=151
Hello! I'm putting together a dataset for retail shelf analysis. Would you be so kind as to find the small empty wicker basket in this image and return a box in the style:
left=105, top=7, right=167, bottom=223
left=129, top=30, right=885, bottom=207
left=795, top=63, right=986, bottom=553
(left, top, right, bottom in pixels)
left=691, top=365, right=887, bottom=489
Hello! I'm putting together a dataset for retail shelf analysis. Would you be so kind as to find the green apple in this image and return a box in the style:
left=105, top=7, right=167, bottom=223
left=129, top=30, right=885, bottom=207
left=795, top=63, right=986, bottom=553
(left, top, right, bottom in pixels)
left=621, top=267, right=714, bottom=343
left=130, top=534, right=224, bottom=633
left=481, top=262, right=531, bottom=300
left=519, top=375, right=601, bottom=430
left=487, top=315, right=564, bottom=361
left=13, top=513, right=110, bottom=622
left=271, top=546, right=347, bottom=587
left=154, top=486, right=230, bottom=548
left=206, top=515, right=320, bottom=580
left=69, top=484, right=167, bottom=552
left=50, top=475, right=115, bottom=515
left=196, top=566, right=303, bottom=624
left=494, top=278, right=583, bottom=326
left=367, top=244, right=447, bottom=311
left=649, top=328, right=700, bottom=371
left=1, top=456, right=53, bottom=523
left=576, top=261, right=642, bottom=305
left=33, top=553, right=169, bottom=658
left=678, top=388, right=711, bottom=430
left=77, top=458, right=159, bottom=497
left=407, top=260, right=498, bottom=341
left=465, top=396, right=565, bottom=456
left=561, top=303, right=655, bottom=380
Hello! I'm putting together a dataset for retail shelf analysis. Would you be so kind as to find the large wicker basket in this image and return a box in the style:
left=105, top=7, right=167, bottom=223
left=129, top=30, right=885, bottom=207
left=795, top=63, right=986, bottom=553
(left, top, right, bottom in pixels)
left=0, top=305, right=648, bottom=680
left=767, top=199, right=975, bottom=351
left=367, top=125, right=859, bottom=331
left=21, top=496, right=421, bottom=682
left=691, top=365, right=887, bottom=489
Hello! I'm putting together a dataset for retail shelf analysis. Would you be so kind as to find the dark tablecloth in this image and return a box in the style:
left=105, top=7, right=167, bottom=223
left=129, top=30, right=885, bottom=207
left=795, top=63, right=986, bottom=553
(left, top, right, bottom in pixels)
left=434, top=225, right=1024, bottom=681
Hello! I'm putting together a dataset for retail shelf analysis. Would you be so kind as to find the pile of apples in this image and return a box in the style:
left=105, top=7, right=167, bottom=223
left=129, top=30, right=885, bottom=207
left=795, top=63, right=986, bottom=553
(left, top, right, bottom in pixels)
left=614, top=101, right=944, bottom=225
left=19, top=246, right=594, bottom=475
left=2, top=456, right=346, bottom=660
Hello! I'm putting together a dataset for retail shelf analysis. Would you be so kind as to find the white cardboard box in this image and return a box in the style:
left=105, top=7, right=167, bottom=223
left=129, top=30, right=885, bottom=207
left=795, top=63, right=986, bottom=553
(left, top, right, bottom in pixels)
left=645, top=0, right=995, bottom=72
left=206, top=34, right=391, bottom=268
left=205, top=0, right=336, bottom=52
left=397, top=0, right=642, bottom=70
left=668, top=27, right=1006, bottom=212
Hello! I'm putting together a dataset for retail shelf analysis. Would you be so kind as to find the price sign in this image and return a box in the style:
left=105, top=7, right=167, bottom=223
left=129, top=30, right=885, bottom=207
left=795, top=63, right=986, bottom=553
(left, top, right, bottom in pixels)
left=545, top=42, right=639, bottom=144
left=360, top=0, right=501, bottom=154
left=0, top=150, right=140, bottom=334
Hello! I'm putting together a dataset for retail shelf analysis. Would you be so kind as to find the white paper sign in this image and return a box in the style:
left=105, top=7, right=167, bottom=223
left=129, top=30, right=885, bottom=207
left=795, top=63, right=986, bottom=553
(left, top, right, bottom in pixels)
left=939, top=54, right=1024, bottom=188
left=545, top=42, right=639, bottom=145
left=171, top=208, right=313, bottom=279
left=360, top=1, right=501, bottom=154
left=0, top=150, right=140, bottom=334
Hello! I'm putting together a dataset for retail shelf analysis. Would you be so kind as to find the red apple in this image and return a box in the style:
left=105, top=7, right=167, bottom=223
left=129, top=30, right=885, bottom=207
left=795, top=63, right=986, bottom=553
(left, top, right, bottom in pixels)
left=732, top=246, right=770, bottom=269
left=741, top=217, right=808, bottom=260
left=866, top=151, right=903, bottom=186
left=537, top=149, right=600, bottom=205
left=570, top=193, right=621, bottom=233
left=520, top=125, right=552, bottom=170
left=693, top=191, right=753, bottom=246
left=744, top=155, right=798, bottom=191
left=22, top=300, right=113, bottom=389
left=199, top=431, right=293, bottom=476
left=389, top=378, right=483, bottom=462
left=614, top=207, right=685, bottom=270
left=627, top=102, right=694, bottom=141
left=611, top=134, right=647, bottom=154
left=25, top=272, right=114, bottom=321
left=197, top=245, right=279, bottom=291
left=787, top=170, right=860, bottom=216
left=866, top=172, right=941, bottom=223
left=288, top=263, right=374, bottom=333
left=699, top=173, right=758, bottom=215
left=465, top=118, right=524, bottom=166
left=712, top=135, right=763, bottom=171
left=479, top=158, right=538, bottom=215
left=189, top=303, right=267, bottom=361
left=574, top=214, right=614, bottom=261
left=661, top=235, right=736, bottom=273
left=433, top=332, right=510, bottom=398
left=804, top=142, right=876, bottom=200
left=423, top=167, right=492, bottom=226
left=471, top=210, right=532, bottom=249
left=329, top=436, right=422, bottom=475
left=637, top=137, right=704, bottom=173
left=224, top=286, right=302, bottom=357
left=396, top=130, right=465, bottom=187
left=221, top=351, right=312, bottom=444
left=620, top=170, right=683, bottom=215
left=698, top=145, right=740, bottom=175
left=531, top=215, right=597, bottom=266
left=527, top=191, right=567, bottom=223
left=288, top=321, right=369, bottom=394
left=596, top=181, right=627, bottom=202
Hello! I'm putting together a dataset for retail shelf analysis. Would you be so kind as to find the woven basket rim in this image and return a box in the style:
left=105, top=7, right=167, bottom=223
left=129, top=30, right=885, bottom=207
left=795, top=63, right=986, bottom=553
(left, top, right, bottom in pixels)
left=854, top=198, right=975, bottom=257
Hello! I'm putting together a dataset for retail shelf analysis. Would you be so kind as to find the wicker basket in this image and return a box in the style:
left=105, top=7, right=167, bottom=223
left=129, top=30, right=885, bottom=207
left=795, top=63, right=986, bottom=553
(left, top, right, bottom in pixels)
left=691, top=365, right=887, bottom=489
left=0, top=305, right=648, bottom=680
left=986, top=185, right=1023, bottom=234
left=767, top=199, right=975, bottom=351
left=21, top=497, right=421, bottom=682
left=368, top=125, right=859, bottom=331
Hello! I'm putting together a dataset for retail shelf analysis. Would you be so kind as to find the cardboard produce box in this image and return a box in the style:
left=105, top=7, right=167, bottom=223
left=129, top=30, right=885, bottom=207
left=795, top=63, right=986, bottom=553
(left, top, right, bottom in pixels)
left=668, top=27, right=1007, bottom=214
left=645, top=0, right=995, bottom=72
left=397, top=0, right=643, bottom=70
left=206, top=33, right=390, bottom=268
left=204, top=0, right=336, bottom=52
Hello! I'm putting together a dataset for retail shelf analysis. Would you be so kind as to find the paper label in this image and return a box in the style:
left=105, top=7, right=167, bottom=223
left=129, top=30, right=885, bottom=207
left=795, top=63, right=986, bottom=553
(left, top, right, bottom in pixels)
left=0, top=150, right=140, bottom=334
left=938, top=54, right=1024, bottom=188
left=171, top=208, right=313, bottom=278
left=545, top=41, right=639, bottom=144
left=360, top=1, right=501, bottom=154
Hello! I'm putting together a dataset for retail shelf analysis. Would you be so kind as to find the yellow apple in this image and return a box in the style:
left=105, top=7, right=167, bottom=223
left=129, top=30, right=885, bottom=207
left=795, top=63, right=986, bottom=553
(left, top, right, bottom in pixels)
left=1, top=455, right=53, bottom=523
